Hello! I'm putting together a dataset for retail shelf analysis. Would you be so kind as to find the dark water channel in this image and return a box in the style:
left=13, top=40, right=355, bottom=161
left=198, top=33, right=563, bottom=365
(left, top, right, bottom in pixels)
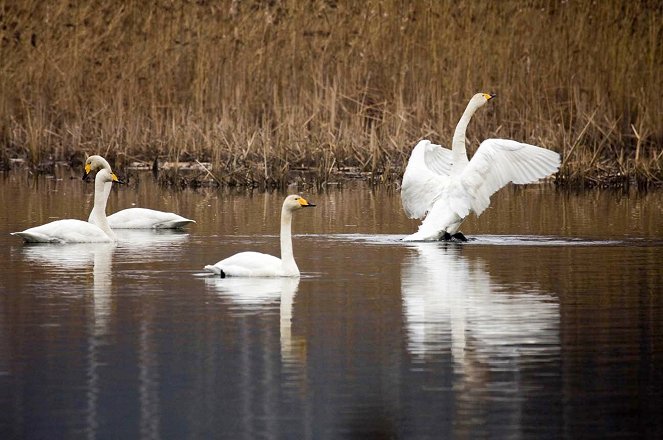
left=1, top=170, right=662, bottom=439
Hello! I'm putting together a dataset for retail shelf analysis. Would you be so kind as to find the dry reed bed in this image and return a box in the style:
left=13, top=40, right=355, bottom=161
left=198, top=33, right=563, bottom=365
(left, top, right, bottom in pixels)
left=1, top=0, right=661, bottom=188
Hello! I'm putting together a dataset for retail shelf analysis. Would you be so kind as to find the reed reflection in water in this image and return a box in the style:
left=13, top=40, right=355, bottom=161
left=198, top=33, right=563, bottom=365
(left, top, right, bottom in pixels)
left=1, top=175, right=661, bottom=439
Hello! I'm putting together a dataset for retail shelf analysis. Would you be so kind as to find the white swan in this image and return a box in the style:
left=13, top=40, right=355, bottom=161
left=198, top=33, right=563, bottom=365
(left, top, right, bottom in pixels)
left=204, top=195, right=315, bottom=277
left=89, top=177, right=195, bottom=229
left=12, top=156, right=120, bottom=243
left=401, top=93, right=561, bottom=241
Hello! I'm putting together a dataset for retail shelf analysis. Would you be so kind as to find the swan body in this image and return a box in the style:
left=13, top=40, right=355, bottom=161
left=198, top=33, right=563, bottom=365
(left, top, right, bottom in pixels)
left=89, top=182, right=195, bottom=229
left=12, top=156, right=120, bottom=243
left=401, top=93, right=561, bottom=241
left=205, top=195, right=315, bottom=277
left=91, top=205, right=195, bottom=229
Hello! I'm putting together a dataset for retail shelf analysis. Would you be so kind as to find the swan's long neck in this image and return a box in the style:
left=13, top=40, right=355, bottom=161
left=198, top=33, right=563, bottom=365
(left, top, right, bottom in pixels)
left=88, top=181, right=112, bottom=223
left=451, top=100, right=481, bottom=172
left=279, top=207, right=299, bottom=276
left=90, top=174, right=116, bottom=241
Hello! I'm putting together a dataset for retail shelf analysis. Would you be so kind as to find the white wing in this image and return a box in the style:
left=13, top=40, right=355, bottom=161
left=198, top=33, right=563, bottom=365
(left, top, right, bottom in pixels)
left=102, top=208, right=195, bottom=229
left=205, top=251, right=284, bottom=277
left=12, top=219, right=114, bottom=243
left=400, top=140, right=453, bottom=219
left=459, top=138, right=561, bottom=216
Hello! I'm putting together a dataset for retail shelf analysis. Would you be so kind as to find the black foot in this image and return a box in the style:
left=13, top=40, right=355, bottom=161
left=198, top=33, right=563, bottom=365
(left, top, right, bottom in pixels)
left=440, top=232, right=469, bottom=242
left=219, top=269, right=226, bottom=279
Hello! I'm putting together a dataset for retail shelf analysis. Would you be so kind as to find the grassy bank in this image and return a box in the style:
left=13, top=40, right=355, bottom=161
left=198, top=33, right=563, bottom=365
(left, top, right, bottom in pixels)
left=1, top=0, right=661, bottom=188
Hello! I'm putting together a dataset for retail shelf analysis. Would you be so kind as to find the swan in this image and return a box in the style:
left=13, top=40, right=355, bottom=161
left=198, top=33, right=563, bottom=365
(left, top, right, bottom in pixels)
left=12, top=156, right=120, bottom=243
left=204, top=195, right=315, bottom=277
left=401, top=93, right=561, bottom=241
left=89, top=176, right=195, bottom=229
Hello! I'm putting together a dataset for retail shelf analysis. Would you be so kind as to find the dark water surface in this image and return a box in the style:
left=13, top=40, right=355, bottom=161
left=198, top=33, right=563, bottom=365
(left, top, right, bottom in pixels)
left=1, top=171, right=662, bottom=439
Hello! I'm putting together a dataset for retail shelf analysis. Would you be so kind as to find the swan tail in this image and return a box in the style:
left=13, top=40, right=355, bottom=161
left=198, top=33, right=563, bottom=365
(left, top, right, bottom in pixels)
left=155, top=219, right=196, bottom=229
left=11, top=231, right=60, bottom=243
left=204, top=265, right=226, bottom=278
left=403, top=196, right=466, bottom=241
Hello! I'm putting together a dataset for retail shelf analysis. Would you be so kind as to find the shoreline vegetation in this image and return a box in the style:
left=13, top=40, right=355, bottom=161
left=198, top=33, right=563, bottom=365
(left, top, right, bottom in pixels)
left=1, top=1, right=661, bottom=189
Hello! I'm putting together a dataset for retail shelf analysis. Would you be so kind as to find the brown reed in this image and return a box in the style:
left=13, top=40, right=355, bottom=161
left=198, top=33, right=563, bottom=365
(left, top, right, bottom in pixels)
left=1, top=0, right=661, bottom=187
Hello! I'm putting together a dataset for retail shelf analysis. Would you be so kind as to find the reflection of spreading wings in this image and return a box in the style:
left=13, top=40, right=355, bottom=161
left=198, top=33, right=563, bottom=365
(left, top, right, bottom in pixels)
left=401, top=243, right=559, bottom=363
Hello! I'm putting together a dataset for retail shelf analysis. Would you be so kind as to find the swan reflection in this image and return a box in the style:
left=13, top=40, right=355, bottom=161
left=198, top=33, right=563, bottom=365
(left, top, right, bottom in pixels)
left=114, top=229, right=190, bottom=247
left=401, top=243, right=559, bottom=369
left=205, top=277, right=302, bottom=364
left=21, top=242, right=114, bottom=270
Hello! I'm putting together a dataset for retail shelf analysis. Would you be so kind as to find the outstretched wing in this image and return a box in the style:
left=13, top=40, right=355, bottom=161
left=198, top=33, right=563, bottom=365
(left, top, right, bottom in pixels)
left=400, top=140, right=453, bottom=219
left=460, top=138, right=561, bottom=216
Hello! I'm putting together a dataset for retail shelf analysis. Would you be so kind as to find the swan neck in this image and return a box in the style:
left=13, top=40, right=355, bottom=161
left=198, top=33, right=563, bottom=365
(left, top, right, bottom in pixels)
left=279, top=206, right=298, bottom=275
left=452, top=101, right=481, bottom=167
left=90, top=175, right=116, bottom=240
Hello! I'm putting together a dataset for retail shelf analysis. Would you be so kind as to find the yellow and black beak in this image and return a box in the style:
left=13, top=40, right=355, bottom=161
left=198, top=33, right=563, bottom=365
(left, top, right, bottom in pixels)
left=482, top=93, right=497, bottom=101
left=298, top=197, right=315, bottom=207
left=112, top=173, right=125, bottom=184
left=82, top=163, right=92, bottom=181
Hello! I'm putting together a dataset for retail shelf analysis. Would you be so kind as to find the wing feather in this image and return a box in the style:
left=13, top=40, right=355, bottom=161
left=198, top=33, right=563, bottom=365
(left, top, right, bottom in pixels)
left=460, top=138, right=560, bottom=216
left=400, top=140, right=453, bottom=219
left=206, top=251, right=283, bottom=277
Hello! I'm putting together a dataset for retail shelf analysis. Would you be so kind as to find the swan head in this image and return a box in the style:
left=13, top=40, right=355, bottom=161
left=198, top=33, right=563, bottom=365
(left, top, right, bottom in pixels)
left=83, top=155, right=122, bottom=183
left=96, top=168, right=121, bottom=185
left=85, top=155, right=112, bottom=173
left=283, top=194, right=315, bottom=212
left=469, top=92, right=497, bottom=110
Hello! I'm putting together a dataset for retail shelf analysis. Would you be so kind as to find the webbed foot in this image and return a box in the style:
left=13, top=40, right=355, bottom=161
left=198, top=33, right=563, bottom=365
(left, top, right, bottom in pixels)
left=440, top=232, right=468, bottom=242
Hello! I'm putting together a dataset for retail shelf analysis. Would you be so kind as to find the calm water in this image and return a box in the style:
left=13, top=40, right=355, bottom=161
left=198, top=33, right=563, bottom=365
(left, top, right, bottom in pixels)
left=1, top=170, right=662, bottom=439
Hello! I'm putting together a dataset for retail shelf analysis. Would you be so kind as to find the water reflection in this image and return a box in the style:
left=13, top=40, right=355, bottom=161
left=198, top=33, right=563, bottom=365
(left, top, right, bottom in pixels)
left=205, top=277, right=302, bottom=365
left=86, top=243, right=113, bottom=440
left=3, top=178, right=661, bottom=438
left=401, top=242, right=560, bottom=428
left=115, top=229, right=190, bottom=248
left=203, top=276, right=310, bottom=437
left=20, top=243, right=115, bottom=439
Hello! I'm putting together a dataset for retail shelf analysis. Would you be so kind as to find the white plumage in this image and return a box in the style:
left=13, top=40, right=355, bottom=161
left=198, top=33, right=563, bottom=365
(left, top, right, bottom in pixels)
left=93, top=206, right=195, bottom=229
left=401, top=93, right=561, bottom=241
left=12, top=156, right=120, bottom=243
left=12, top=219, right=114, bottom=244
left=204, top=195, right=315, bottom=277
left=205, top=251, right=286, bottom=278
left=89, top=180, right=195, bottom=229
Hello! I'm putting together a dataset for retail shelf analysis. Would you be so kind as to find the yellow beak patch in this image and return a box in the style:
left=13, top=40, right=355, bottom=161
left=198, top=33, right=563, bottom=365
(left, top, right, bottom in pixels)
left=85, top=163, right=92, bottom=174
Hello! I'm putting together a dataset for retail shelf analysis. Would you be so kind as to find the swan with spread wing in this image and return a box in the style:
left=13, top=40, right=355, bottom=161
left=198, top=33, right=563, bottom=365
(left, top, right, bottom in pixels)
left=401, top=93, right=561, bottom=241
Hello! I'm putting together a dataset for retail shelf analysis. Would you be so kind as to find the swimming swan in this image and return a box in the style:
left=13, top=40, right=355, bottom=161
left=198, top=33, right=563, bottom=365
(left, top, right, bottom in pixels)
left=89, top=177, right=195, bottom=229
left=204, top=195, right=315, bottom=277
left=12, top=156, right=121, bottom=243
left=401, top=93, right=561, bottom=241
